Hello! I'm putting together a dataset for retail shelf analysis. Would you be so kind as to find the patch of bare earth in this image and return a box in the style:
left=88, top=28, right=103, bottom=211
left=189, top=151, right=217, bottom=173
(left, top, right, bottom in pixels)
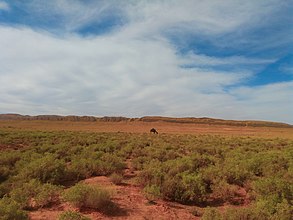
left=0, top=143, right=27, bottom=150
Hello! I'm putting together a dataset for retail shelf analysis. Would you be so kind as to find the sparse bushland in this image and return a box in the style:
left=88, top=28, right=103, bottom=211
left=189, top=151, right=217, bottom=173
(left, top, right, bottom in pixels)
left=130, top=134, right=293, bottom=217
left=0, top=129, right=292, bottom=218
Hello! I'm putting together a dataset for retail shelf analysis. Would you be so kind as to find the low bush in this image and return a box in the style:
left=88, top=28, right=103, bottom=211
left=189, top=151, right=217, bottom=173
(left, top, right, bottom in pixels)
left=97, top=153, right=125, bottom=175
left=62, top=183, right=113, bottom=212
left=202, top=203, right=292, bottom=220
left=222, top=207, right=267, bottom=220
left=0, top=197, right=28, bottom=220
left=160, top=173, right=207, bottom=204
left=67, top=157, right=98, bottom=181
left=223, top=157, right=252, bottom=186
left=201, top=207, right=222, bottom=220
left=109, top=173, right=123, bottom=185
left=252, top=177, right=292, bottom=203
left=62, top=183, right=90, bottom=208
left=210, top=181, right=238, bottom=204
left=179, top=173, right=207, bottom=203
left=9, top=179, right=61, bottom=209
left=143, top=184, right=161, bottom=201
left=58, top=210, right=90, bottom=220
left=271, top=200, right=293, bottom=220
left=18, top=154, right=66, bottom=184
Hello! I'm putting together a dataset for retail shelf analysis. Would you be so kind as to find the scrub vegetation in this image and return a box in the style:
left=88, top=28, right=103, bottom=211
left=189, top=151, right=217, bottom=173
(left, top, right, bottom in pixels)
left=0, top=128, right=292, bottom=219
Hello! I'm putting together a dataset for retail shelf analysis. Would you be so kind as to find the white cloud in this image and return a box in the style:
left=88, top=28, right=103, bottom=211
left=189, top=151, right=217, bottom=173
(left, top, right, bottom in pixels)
left=123, top=0, right=280, bottom=35
left=0, top=1, right=9, bottom=11
left=0, top=1, right=292, bottom=124
left=15, top=0, right=287, bottom=36
left=0, top=26, right=245, bottom=115
left=0, top=26, right=292, bottom=123
left=228, top=82, right=293, bottom=122
left=180, top=52, right=275, bottom=67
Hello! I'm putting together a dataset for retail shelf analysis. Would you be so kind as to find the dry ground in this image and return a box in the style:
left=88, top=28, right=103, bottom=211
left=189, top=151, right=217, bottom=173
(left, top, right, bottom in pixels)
left=1, top=120, right=292, bottom=139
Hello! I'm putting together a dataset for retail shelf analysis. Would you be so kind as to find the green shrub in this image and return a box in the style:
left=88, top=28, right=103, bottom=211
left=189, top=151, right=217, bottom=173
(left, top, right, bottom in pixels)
left=0, top=151, right=20, bottom=166
left=132, top=156, right=147, bottom=170
left=179, top=173, right=207, bottom=203
left=0, top=151, right=22, bottom=183
left=223, top=157, right=252, bottom=186
left=18, top=154, right=66, bottom=184
left=143, top=184, right=161, bottom=201
left=222, top=207, right=266, bottom=220
left=221, top=202, right=292, bottom=220
left=211, top=181, right=238, bottom=204
left=139, top=160, right=165, bottom=186
left=0, top=197, right=28, bottom=220
left=201, top=207, right=222, bottom=220
left=67, top=157, right=98, bottom=181
left=271, top=200, right=293, bottom=220
left=62, top=183, right=90, bottom=208
left=67, top=152, right=125, bottom=179
left=10, top=179, right=61, bottom=209
left=161, top=176, right=184, bottom=202
left=97, top=153, right=125, bottom=175
left=62, top=183, right=113, bottom=212
left=58, top=210, right=90, bottom=220
left=160, top=173, right=207, bottom=204
left=251, top=176, right=293, bottom=217
left=109, top=173, right=123, bottom=185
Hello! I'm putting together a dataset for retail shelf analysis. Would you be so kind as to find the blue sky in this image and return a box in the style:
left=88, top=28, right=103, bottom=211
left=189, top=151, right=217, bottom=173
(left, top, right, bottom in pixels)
left=0, top=0, right=292, bottom=123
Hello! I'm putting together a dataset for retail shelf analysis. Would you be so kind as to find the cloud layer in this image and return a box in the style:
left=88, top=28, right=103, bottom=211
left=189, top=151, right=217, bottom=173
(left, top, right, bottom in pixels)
left=0, top=1, right=292, bottom=123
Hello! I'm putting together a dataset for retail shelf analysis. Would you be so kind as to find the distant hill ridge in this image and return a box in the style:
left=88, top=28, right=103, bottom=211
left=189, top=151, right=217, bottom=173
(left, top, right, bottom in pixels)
left=0, top=114, right=292, bottom=128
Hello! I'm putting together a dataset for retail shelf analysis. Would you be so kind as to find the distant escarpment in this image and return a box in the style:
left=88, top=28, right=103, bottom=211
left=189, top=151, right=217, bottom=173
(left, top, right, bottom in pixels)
left=0, top=114, right=131, bottom=122
left=0, top=114, right=292, bottom=128
left=140, top=116, right=293, bottom=128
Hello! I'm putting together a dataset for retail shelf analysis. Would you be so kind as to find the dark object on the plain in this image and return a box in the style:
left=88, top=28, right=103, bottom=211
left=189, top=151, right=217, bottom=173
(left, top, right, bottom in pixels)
left=150, top=128, right=158, bottom=134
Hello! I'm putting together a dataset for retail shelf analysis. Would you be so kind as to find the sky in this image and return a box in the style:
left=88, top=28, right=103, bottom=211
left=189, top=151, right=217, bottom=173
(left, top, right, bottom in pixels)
left=0, top=0, right=292, bottom=124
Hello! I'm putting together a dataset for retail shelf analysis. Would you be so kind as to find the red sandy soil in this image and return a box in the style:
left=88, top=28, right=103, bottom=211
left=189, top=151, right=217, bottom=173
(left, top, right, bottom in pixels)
left=28, top=159, right=250, bottom=220
left=1, top=120, right=293, bottom=139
